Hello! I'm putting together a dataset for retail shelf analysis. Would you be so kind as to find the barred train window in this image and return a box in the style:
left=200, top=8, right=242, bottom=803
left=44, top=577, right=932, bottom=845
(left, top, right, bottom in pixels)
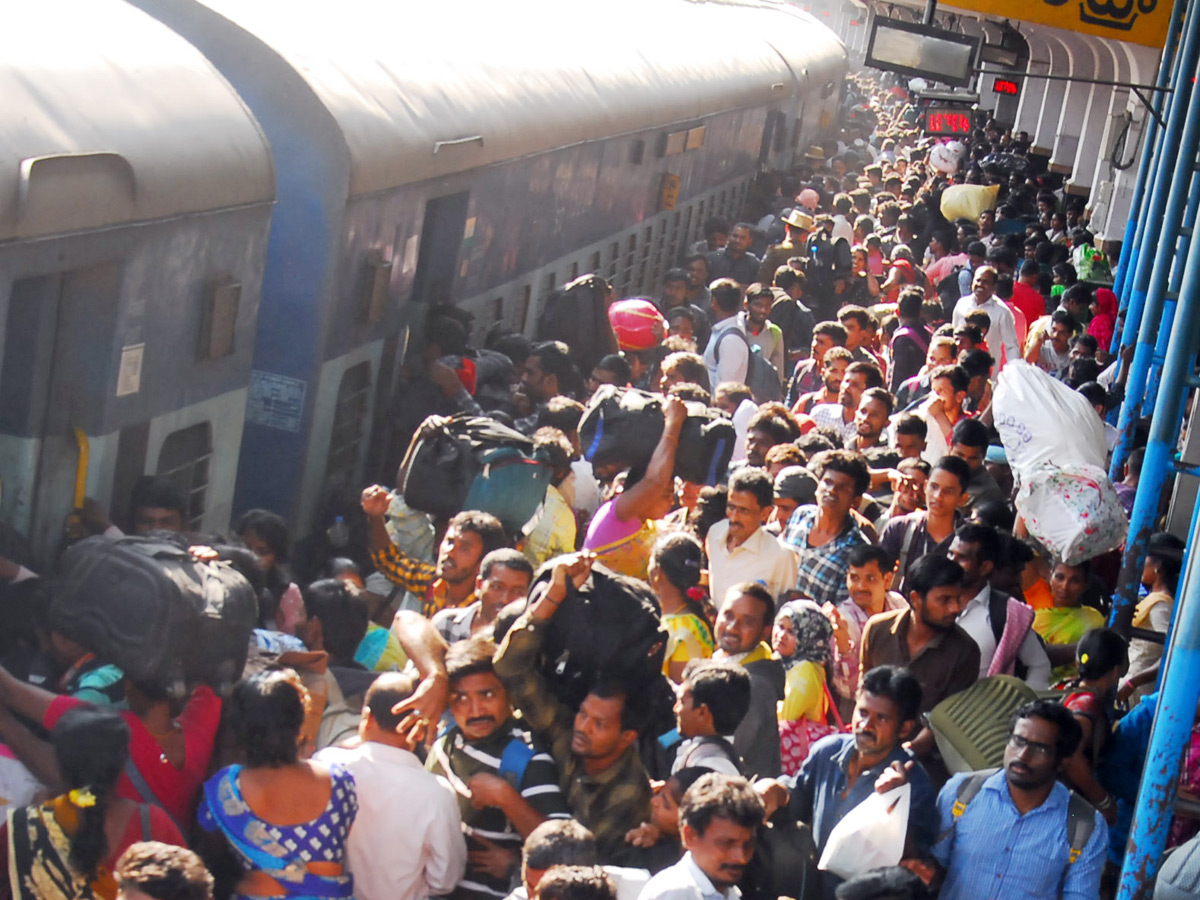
left=157, top=422, right=212, bottom=529
left=326, top=362, right=372, bottom=486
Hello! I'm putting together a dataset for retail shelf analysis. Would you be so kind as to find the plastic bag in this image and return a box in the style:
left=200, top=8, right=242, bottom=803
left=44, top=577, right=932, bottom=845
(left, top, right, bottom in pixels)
left=1016, top=463, right=1128, bottom=566
left=1073, top=245, right=1112, bottom=283
left=992, top=361, right=1108, bottom=482
left=817, top=783, right=910, bottom=880
left=940, top=183, right=1000, bottom=222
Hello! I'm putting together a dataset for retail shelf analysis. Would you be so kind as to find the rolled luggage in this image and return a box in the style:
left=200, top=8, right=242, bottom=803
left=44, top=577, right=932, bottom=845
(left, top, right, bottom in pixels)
left=51, top=535, right=258, bottom=697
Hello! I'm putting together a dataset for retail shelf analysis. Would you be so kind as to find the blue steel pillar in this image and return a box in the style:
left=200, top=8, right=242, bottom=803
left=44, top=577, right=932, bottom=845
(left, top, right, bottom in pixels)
left=1142, top=172, right=1200, bottom=413
left=1111, top=0, right=1185, bottom=324
left=1110, top=1, right=1199, bottom=483
left=1110, top=10, right=1200, bottom=629
left=1117, top=337, right=1200, bottom=900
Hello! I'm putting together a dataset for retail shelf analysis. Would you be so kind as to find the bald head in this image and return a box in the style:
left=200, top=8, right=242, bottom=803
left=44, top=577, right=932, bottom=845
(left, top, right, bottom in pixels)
left=361, top=672, right=416, bottom=744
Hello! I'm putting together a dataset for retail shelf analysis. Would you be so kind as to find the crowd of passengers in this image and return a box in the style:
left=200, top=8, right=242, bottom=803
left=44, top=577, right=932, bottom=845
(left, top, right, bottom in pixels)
left=0, top=71, right=1191, bottom=900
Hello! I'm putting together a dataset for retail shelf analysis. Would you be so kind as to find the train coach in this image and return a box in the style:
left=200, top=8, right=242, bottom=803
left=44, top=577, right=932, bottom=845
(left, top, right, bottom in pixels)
left=1, top=0, right=847, bottom=563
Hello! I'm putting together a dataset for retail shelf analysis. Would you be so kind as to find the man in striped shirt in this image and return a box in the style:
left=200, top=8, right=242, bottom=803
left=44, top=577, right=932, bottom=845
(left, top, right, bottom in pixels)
left=428, top=636, right=570, bottom=900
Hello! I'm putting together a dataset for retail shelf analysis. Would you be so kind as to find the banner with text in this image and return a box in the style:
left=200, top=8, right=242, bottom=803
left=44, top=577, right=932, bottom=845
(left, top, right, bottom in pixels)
left=946, top=0, right=1170, bottom=49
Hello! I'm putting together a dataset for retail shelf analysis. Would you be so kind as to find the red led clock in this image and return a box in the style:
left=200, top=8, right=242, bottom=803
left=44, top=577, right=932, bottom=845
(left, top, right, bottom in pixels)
left=993, top=77, right=1020, bottom=96
left=922, top=107, right=974, bottom=137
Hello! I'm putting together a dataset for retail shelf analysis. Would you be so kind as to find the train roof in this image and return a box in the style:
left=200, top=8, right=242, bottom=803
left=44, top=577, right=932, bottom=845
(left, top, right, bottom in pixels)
left=0, top=1, right=275, bottom=243
left=197, top=0, right=847, bottom=198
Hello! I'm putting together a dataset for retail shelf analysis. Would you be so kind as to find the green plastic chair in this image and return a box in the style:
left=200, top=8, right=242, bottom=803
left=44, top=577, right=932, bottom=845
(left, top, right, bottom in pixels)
left=929, top=675, right=1039, bottom=774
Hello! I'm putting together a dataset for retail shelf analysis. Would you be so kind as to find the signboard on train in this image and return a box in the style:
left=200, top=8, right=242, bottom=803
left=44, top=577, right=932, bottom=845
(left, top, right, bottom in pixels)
left=945, top=0, right=1170, bottom=49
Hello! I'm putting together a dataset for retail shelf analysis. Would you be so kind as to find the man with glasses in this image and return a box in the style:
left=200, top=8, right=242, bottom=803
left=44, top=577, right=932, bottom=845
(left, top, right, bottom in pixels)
left=918, top=699, right=1107, bottom=900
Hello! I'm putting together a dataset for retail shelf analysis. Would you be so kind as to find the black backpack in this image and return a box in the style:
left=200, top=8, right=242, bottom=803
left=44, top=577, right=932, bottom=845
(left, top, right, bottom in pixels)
left=579, top=386, right=735, bottom=485
left=51, top=535, right=258, bottom=698
left=579, top=386, right=665, bottom=473
left=675, top=401, right=736, bottom=485
left=402, top=414, right=551, bottom=534
left=740, top=812, right=820, bottom=900
left=536, top=274, right=619, bottom=376
left=525, top=562, right=668, bottom=710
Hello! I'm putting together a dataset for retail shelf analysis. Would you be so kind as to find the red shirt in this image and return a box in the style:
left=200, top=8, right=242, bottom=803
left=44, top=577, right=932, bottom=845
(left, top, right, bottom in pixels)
left=44, top=684, right=222, bottom=828
left=1010, top=282, right=1047, bottom=329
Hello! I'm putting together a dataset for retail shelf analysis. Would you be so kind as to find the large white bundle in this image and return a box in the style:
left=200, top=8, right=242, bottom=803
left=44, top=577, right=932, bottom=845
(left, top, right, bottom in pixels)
left=1016, top=463, right=1128, bottom=565
left=992, top=361, right=1108, bottom=481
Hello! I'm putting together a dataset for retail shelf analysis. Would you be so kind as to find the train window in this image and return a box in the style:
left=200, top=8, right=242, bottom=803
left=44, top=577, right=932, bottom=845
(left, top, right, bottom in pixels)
left=540, top=271, right=556, bottom=300
left=519, top=286, right=532, bottom=331
left=792, top=117, right=803, bottom=148
left=568, top=262, right=579, bottom=282
left=199, top=281, right=240, bottom=361
left=325, top=362, right=372, bottom=488
left=774, top=119, right=787, bottom=153
left=630, top=140, right=645, bottom=165
left=590, top=252, right=602, bottom=273
left=363, top=253, right=392, bottom=325
left=157, top=422, right=211, bottom=530
left=491, top=297, right=504, bottom=322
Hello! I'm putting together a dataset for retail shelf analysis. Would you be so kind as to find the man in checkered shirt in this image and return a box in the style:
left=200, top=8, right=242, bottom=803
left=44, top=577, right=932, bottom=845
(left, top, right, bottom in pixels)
left=781, top=449, right=870, bottom=605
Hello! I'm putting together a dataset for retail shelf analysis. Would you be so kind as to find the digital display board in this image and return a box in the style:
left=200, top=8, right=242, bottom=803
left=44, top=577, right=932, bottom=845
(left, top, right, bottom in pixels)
left=922, top=107, right=974, bottom=137
left=864, top=18, right=981, bottom=89
left=992, top=77, right=1020, bottom=96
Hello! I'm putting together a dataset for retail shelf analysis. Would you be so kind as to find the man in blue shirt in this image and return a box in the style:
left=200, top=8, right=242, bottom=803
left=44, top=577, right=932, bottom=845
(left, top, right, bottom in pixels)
left=756, top=666, right=937, bottom=899
left=929, top=699, right=1108, bottom=900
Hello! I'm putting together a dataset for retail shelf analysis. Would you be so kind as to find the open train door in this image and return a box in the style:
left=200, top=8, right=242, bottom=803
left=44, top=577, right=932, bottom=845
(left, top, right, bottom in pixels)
left=0, top=263, right=122, bottom=566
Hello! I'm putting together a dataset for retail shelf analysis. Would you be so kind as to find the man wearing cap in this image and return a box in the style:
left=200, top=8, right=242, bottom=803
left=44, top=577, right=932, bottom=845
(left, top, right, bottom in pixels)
left=757, top=209, right=813, bottom=284
left=768, top=466, right=817, bottom=536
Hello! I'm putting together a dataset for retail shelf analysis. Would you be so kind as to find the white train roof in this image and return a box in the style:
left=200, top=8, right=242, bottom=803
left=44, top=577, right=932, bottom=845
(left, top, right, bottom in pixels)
left=197, top=0, right=847, bottom=198
left=0, top=1, right=275, bottom=242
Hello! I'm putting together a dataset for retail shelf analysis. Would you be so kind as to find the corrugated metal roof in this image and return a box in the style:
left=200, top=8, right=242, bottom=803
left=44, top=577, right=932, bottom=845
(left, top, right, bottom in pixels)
left=0, top=1, right=274, bottom=242
left=198, top=0, right=846, bottom=198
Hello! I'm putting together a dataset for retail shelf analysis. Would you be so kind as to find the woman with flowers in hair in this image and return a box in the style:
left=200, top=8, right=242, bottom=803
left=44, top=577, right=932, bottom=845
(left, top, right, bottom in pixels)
left=647, top=533, right=714, bottom=683
left=1054, top=628, right=1128, bottom=827
left=2, top=706, right=184, bottom=900
left=773, top=599, right=843, bottom=774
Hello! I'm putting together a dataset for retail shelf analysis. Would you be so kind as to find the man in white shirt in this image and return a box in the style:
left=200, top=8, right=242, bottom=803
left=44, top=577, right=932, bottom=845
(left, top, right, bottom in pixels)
left=705, top=468, right=798, bottom=607
left=638, top=773, right=764, bottom=900
left=315, top=673, right=467, bottom=900
left=810, top=361, right=885, bottom=447
left=952, top=266, right=1020, bottom=370
left=713, top=385, right=758, bottom=465
left=704, top=280, right=749, bottom=390
left=947, top=524, right=1051, bottom=688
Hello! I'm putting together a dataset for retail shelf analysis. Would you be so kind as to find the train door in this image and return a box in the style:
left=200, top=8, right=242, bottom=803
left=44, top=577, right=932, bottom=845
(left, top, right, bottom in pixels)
left=0, top=263, right=121, bottom=565
left=411, top=191, right=470, bottom=307
left=373, top=191, right=471, bottom=480
left=759, top=111, right=786, bottom=166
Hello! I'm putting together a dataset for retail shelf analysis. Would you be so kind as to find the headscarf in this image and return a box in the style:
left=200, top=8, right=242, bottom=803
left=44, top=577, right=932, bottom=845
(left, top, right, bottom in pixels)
left=775, top=599, right=833, bottom=670
left=1087, top=288, right=1118, bottom=352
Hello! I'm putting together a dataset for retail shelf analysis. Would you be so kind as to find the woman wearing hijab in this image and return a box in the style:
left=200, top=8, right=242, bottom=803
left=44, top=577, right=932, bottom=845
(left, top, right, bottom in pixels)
left=773, top=600, right=842, bottom=774
left=1087, top=288, right=1118, bottom=361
